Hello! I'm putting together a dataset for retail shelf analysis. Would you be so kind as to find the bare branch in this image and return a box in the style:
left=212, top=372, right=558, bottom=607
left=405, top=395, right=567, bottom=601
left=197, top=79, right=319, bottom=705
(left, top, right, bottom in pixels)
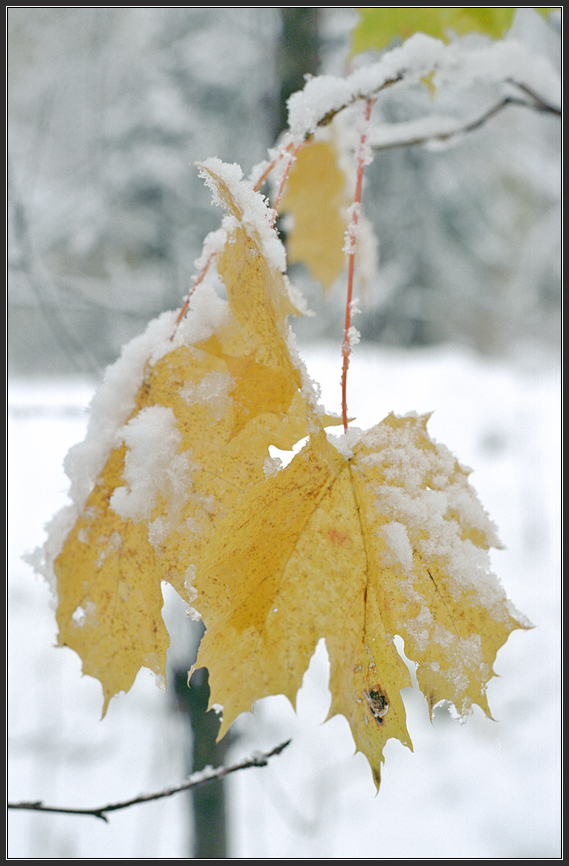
left=8, top=740, right=291, bottom=823
left=506, top=79, right=562, bottom=115
left=369, top=93, right=561, bottom=153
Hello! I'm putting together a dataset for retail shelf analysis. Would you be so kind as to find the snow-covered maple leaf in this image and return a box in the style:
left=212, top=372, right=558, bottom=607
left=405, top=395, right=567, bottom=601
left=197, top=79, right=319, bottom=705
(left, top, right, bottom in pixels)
left=41, top=160, right=528, bottom=788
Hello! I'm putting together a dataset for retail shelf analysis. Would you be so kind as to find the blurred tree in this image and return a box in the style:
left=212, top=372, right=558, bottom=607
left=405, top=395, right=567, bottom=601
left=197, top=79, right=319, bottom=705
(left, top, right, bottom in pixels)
left=8, top=8, right=560, bottom=374
left=173, top=664, right=235, bottom=859
left=274, top=8, right=321, bottom=139
left=8, top=8, right=281, bottom=373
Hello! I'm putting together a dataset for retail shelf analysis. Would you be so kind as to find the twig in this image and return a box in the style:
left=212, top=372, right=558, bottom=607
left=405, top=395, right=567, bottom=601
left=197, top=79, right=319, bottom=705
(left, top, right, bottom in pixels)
left=252, top=140, right=296, bottom=191
left=270, top=140, right=306, bottom=227
left=303, top=68, right=559, bottom=148
left=369, top=94, right=561, bottom=153
left=173, top=249, right=217, bottom=331
left=506, top=79, right=561, bottom=116
left=315, top=74, right=403, bottom=131
left=7, top=740, right=291, bottom=823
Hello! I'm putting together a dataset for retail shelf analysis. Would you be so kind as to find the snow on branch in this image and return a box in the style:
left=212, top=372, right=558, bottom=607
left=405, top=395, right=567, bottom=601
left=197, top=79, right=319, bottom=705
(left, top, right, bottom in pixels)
left=286, top=33, right=561, bottom=145
left=7, top=740, right=291, bottom=823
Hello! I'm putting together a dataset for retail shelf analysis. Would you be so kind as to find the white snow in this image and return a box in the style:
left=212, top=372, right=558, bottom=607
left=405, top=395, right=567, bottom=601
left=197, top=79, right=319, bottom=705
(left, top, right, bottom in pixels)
left=110, top=405, right=197, bottom=551
left=376, top=521, right=414, bottom=573
left=181, top=370, right=233, bottom=422
left=198, top=157, right=287, bottom=275
left=8, top=344, right=560, bottom=857
left=173, top=281, right=232, bottom=347
left=287, top=33, right=560, bottom=145
left=191, top=227, right=229, bottom=274
left=326, top=425, right=363, bottom=461
left=31, top=277, right=235, bottom=592
left=64, top=311, right=178, bottom=513
left=342, top=202, right=361, bottom=257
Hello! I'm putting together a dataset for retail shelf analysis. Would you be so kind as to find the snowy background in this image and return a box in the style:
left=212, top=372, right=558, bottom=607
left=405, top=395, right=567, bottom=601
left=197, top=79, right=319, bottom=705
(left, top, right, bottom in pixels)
left=8, top=7, right=560, bottom=859
left=8, top=342, right=560, bottom=858
left=8, top=8, right=561, bottom=373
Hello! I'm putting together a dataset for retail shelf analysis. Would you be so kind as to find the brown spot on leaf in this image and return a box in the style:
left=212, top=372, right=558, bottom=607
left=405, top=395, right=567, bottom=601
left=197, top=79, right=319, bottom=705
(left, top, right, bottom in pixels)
left=364, top=686, right=389, bottom=725
left=328, top=528, right=352, bottom=548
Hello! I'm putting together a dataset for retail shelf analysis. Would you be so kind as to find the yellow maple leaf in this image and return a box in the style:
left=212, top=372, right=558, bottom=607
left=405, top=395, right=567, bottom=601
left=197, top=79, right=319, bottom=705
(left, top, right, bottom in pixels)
left=47, top=159, right=528, bottom=790
left=52, top=162, right=328, bottom=714
left=192, top=416, right=528, bottom=788
left=278, top=138, right=349, bottom=291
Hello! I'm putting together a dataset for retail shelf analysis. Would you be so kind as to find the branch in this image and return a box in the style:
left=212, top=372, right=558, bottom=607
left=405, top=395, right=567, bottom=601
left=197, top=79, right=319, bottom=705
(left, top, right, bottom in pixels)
left=507, top=79, right=562, bottom=116
left=315, top=74, right=403, bottom=131
left=286, top=35, right=561, bottom=147
left=368, top=94, right=561, bottom=153
left=7, top=740, right=291, bottom=823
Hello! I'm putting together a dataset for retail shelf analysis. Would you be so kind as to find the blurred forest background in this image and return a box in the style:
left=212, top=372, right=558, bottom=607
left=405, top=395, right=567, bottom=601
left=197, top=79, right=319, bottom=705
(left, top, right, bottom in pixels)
left=8, top=7, right=561, bottom=377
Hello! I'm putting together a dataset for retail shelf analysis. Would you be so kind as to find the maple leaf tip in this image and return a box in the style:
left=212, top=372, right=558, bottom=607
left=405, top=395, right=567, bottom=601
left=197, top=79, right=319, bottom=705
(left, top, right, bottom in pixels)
left=101, top=694, right=111, bottom=720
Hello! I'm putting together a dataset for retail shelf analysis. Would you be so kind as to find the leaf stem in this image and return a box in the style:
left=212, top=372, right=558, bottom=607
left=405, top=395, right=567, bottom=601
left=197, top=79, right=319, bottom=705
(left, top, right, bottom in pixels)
left=341, top=97, right=375, bottom=432
left=173, top=250, right=217, bottom=333
left=253, top=140, right=296, bottom=192
left=270, top=140, right=306, bottom=228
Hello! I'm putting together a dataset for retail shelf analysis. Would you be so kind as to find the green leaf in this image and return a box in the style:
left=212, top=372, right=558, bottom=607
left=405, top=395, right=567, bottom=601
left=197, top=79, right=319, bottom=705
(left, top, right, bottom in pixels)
left=350, top=8, right=519, bottom=57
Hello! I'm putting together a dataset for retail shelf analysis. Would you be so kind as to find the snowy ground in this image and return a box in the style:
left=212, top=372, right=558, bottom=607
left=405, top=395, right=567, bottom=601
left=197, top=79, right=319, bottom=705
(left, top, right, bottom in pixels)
left=7, top=341, right=561, bottom=859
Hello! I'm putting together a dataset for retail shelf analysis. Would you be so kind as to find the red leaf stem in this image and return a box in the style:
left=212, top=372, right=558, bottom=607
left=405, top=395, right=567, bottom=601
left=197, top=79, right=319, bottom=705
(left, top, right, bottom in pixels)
left=341, top=98, right=375, bottom=432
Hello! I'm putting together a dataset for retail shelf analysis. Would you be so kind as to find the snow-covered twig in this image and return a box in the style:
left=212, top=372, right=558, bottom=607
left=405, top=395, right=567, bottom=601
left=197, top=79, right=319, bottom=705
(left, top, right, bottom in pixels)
left=286, top=34, right=561, bottom=145
left=7, top=740, right=291, bottom=823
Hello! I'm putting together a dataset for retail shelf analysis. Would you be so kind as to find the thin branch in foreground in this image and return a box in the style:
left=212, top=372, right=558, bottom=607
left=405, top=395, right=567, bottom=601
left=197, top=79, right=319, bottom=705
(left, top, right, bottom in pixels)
left=7, top=740, right=291, bottom=823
